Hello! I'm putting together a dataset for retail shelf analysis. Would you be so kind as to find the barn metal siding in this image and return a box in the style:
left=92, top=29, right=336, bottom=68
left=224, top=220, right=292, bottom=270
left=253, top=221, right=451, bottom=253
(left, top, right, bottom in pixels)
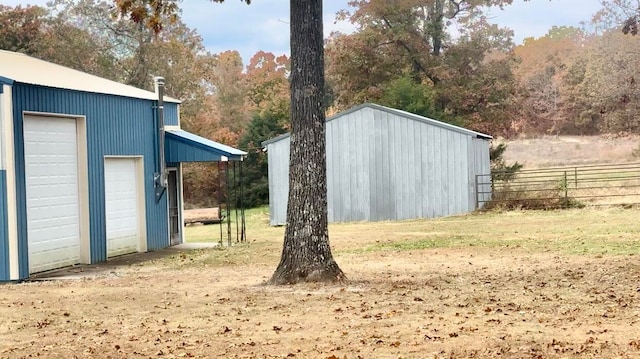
left=165, top=140, right=223, bottom=163
left=325, top=107, right=476, bottom=222
left=266, top=104, right=492, bottom=225
left=267, top=135, right=290, bottom=225
left=472, top=138, right=492, bottom=207
left=164, top=103, right=179, bottom=126
left=11, top=84, right=172, bottom=277
left=0, top=171, right=8, bottom=281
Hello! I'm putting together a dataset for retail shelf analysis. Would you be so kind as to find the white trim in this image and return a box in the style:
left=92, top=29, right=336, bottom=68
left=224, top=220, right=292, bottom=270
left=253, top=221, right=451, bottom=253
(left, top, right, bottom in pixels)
left=76, top=116, right=90, bottom=264
left=21, top=111, right=90, bottom=267
left=3, top=85, right=19, bottom=280
left=23, top=113, right=88, bottom=273
left=136, top=157, right=147, bottom=252
left=103, top=156, right=147, bottom=254
left=23, top=110, right=85, bottom=119
left=0, top=88, right=4, bottom=171
left=177, top=163, right=185, bottom=244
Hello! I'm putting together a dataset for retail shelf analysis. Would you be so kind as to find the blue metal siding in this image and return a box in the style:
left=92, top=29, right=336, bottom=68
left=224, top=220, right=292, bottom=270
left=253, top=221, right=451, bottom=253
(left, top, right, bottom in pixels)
left=164, top=103, right=179, bottom=126
left=166, top=142, right=223, bottom=162
left=165, top=130, right=246, bottom=163
left=0, top=171, right=9, bottom=281
left=12, top=84, right=176, bottom=277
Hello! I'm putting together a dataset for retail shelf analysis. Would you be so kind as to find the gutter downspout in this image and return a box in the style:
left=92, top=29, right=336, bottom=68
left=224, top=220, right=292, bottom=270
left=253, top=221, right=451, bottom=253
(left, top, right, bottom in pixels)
left=154, top=76, right=167, bottom=201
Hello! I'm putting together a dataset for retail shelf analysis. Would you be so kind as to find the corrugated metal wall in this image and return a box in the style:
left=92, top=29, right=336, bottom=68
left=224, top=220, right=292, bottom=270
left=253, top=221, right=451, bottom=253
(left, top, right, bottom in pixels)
left=12, top=84, right=178, bottom=278
left=267, top=135, right=291, bottom=225
left=267, top=106, right=491, bottom=225
left=472, top=138, right=492, bottom=207
left=0, top=171, right=8, bottom=281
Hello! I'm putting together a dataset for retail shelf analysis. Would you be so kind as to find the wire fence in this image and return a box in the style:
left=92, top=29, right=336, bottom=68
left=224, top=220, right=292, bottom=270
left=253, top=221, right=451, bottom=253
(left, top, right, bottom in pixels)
left=476, top=162, right=640, bottom=209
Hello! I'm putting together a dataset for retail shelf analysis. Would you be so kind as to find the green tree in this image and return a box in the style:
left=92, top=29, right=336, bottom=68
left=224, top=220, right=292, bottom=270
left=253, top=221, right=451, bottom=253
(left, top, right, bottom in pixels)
left=326, top=0, right=519, bottom=136
left=378, top=74, right=458, bottom=123
left=237, top=112, right=288, bottom=208
left=490, top=142, right=522, bottom=181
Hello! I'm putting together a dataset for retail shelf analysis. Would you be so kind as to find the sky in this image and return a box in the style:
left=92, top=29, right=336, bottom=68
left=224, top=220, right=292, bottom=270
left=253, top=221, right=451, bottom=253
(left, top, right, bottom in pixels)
left=6, top=0, right=605, bottom=62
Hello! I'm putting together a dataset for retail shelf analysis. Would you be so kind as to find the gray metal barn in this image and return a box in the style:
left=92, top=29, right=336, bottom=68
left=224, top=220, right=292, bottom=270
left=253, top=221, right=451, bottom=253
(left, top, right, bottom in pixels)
left=263, top=103, right=492, bottom=226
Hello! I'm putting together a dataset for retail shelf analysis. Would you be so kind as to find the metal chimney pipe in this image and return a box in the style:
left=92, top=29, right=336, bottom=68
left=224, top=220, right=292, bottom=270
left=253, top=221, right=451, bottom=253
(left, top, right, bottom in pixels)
left=154, top=76, right=167, bottom=200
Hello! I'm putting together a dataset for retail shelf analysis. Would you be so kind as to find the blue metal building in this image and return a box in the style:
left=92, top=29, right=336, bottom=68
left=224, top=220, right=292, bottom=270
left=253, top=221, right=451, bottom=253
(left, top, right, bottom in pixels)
left=0, top=50, right=245, bottom=281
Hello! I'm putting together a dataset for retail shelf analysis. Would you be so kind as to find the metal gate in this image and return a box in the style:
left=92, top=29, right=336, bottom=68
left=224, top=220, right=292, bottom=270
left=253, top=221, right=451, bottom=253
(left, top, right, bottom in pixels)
left=476, top=162, right=640, bottom=209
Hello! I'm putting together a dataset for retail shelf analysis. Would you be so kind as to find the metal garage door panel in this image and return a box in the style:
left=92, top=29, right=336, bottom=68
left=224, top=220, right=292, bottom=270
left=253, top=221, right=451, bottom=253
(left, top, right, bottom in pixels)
left=105, top=158, right=140, bottom=257
left=24, top=116, right=81, bottom=273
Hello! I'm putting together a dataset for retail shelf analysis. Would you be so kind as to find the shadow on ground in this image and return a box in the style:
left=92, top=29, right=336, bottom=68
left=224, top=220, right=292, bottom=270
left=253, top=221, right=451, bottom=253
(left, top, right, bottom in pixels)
left=28, top=243, right=219, bottom=281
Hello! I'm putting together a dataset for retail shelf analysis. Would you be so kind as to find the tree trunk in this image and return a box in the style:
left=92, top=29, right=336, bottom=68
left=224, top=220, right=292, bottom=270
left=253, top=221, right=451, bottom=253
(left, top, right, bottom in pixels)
left=268, top=0, right=345, bottom=285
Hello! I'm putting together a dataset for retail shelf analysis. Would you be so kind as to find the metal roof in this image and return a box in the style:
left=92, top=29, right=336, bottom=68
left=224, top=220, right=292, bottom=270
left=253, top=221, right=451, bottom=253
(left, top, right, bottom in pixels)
left=0, top=50, right=180, bottom=103
left=165, top=129, right=247, bottom=162
left=262, top=103, right=492, bottom=146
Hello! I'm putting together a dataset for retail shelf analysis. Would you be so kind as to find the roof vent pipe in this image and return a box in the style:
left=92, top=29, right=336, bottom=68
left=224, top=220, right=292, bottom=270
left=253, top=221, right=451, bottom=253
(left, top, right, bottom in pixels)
left=154, top=76, right=167, bottom=201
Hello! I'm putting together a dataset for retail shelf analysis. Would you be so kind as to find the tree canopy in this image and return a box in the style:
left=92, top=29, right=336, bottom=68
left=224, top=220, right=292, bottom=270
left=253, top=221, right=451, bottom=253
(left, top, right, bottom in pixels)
left=4, top=0, right=640, bottom=208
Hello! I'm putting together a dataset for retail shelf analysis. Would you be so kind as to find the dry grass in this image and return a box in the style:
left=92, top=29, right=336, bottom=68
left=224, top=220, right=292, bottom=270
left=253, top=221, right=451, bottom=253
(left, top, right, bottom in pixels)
left=2, top=208, right=640, bottom=358
left=481, top=135, right=640, bottom=210
left=502, top=135, right=640, bottom=168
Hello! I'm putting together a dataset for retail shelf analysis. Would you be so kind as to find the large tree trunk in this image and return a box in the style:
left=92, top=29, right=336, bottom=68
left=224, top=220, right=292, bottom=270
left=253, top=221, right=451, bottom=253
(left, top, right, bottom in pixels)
left=268, top=0, right=345, bottom=285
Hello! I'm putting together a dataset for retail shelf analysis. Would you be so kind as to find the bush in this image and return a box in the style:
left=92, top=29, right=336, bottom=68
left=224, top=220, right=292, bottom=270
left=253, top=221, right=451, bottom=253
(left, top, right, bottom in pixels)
left=484, top=184, right=584, bottom=210
left=236, top=111, right=288, bottom=208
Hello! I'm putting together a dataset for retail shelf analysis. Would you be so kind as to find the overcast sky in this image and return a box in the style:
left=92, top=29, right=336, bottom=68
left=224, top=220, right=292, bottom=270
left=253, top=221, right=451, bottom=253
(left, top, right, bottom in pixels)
left=6, top=0, right=604, bottom=62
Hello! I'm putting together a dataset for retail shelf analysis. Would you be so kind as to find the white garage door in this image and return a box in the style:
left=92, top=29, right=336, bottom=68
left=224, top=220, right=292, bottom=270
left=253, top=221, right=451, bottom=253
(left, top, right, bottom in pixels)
left=24, top=115, right=81, bottom=273
left=104, top=158, right=141, bottom=257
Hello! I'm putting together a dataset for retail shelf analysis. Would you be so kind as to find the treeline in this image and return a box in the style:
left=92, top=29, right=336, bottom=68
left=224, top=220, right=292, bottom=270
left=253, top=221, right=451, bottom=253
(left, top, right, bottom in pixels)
left=0, top=1, right=290, bottom=208
left=1, top=0, right=638, bottom=207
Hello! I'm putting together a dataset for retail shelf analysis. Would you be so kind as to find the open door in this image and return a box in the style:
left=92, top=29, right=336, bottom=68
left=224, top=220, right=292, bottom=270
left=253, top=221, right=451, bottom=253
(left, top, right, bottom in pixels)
left=168, top=169, right=182, bottom=245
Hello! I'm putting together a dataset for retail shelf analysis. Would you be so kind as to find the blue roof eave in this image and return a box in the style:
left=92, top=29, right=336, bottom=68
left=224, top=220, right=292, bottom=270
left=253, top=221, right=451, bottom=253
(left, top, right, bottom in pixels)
left=0, top=76, right=14, bottom=93
left=165, top=129, right=247, bottom=162
left=0, top=76, right=14, bottom=86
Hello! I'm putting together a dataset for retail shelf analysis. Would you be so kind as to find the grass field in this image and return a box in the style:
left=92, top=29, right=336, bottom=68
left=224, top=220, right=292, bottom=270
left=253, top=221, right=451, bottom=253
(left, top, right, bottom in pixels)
left=2, top=207, right=640, bottom=358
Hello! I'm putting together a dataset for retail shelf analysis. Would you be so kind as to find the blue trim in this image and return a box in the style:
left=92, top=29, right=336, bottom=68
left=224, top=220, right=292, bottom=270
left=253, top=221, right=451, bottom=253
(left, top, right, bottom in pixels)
left=165, top=129, right=246, bottom=162
left=0, top=76, right=14, bottom=87
left=0, top=171, right=9, bottom=281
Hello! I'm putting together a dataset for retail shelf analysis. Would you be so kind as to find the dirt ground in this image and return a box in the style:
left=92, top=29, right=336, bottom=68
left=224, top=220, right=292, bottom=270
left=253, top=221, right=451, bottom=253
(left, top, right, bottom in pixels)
left=2, top=213, right=640, bottom=359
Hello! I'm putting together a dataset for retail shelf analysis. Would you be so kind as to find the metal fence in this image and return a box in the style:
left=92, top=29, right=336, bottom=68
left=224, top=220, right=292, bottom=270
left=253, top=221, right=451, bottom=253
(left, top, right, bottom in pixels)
left=476, top=162, right=640, bottom=209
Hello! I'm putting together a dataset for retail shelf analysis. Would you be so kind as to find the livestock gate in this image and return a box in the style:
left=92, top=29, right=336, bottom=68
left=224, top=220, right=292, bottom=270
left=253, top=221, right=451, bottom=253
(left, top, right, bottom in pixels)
left=476, top=162, right=640, bottom=209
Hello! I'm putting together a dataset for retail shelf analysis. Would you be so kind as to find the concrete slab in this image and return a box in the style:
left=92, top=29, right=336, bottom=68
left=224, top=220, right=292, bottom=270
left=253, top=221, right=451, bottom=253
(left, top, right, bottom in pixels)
left=29, top=242, right=220, bottom=281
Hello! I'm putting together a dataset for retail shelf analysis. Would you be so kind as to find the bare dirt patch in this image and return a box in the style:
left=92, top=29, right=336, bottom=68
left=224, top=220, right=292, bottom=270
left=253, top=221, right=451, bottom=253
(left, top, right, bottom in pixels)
left=2, top=209, right=640, bottom=358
